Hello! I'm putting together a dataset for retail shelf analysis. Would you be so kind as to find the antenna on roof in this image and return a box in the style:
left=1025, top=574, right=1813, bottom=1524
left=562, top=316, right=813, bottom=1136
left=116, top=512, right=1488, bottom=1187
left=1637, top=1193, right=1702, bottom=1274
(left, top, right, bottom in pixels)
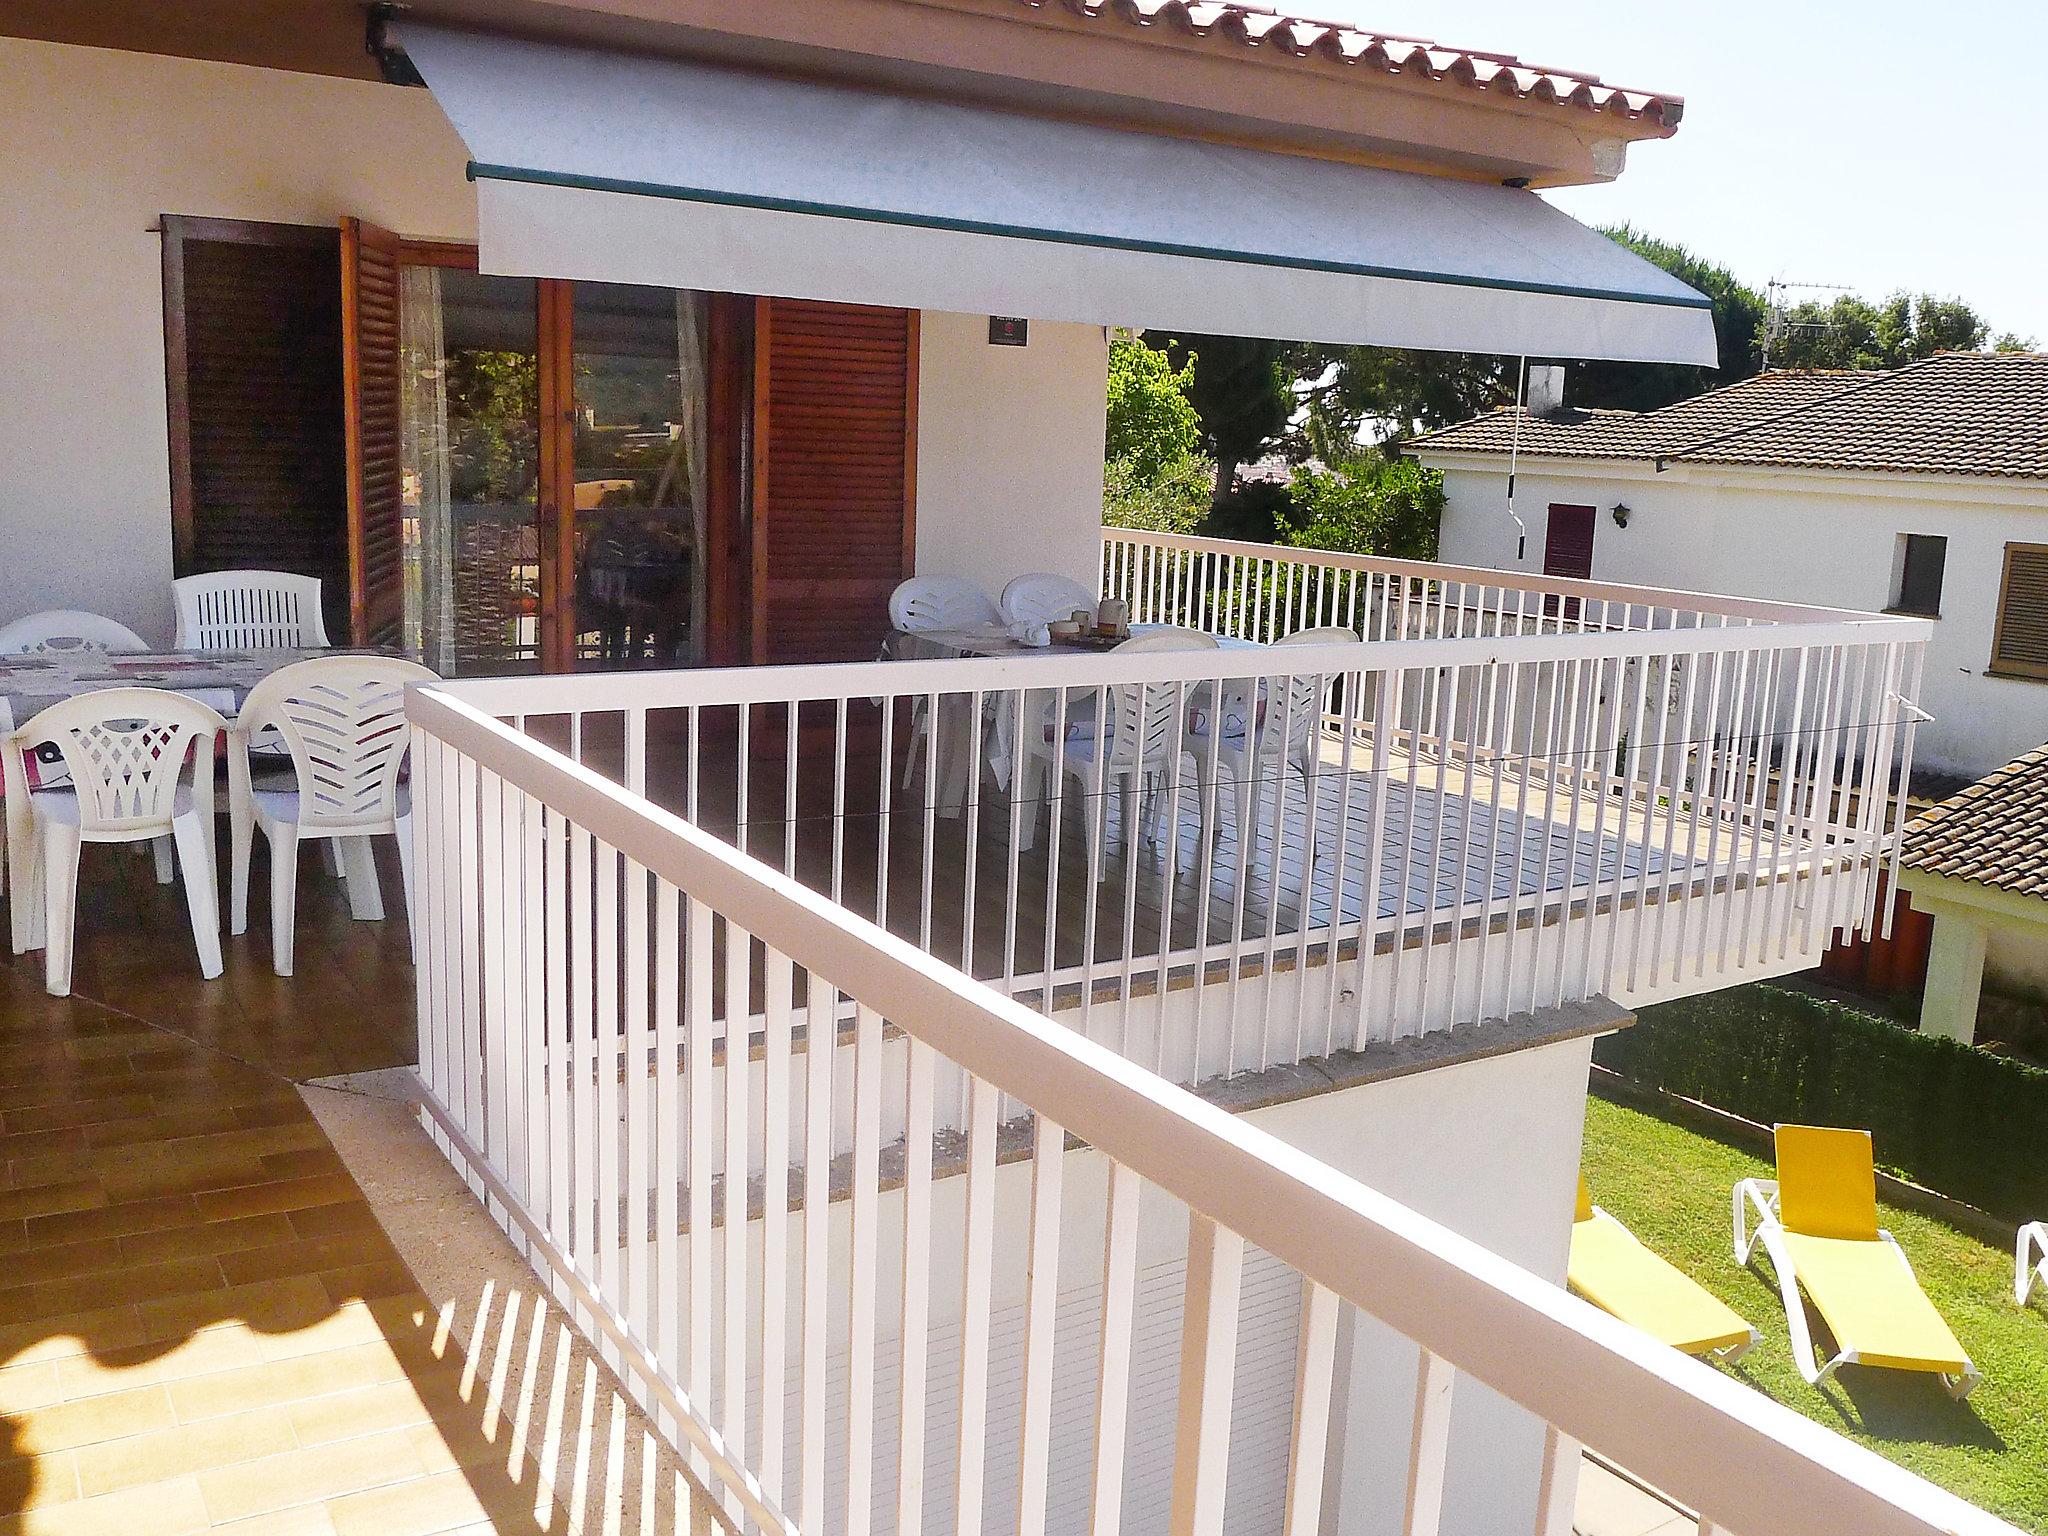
left=1762, top=277, right=1854, bottom=369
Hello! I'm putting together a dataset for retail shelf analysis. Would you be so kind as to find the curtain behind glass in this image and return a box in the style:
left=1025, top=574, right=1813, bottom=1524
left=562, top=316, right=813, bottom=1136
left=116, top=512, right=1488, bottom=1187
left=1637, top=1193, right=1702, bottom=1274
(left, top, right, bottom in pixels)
left=399, top=266, right=455, bottom=674
left=674, top=292, right=710, bottom=661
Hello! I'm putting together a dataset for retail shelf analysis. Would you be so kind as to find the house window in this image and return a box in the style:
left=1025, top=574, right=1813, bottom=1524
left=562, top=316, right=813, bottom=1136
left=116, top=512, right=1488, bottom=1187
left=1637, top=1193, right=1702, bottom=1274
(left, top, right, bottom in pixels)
left=1991, top=542, right=2048, bottom=679
left=1891, top=533, right=1947, bottom=617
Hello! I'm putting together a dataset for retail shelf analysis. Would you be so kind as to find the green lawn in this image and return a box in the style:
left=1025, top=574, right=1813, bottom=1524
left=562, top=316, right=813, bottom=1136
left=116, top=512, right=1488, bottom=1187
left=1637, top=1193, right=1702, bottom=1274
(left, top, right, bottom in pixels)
left=1582, top=1095, right=2048, bottom=1532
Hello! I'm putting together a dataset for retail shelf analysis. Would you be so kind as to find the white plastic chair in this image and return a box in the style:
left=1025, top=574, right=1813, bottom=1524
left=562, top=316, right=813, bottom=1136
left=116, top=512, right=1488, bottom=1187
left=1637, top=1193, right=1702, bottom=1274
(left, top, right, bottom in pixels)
left=172, top=570, right=330, bottom=651
left=0, top=610, right=149, bottom=655
left=1192, top=625, right=1365, bottom=840
left=227, top=655, right=435, bottom=976
left=1000, top=573, right=1096, bottom=628
left=890, top=576, right=1002, bottom=795
left=1021, top=629, right=1218, bottom=857
left=1, top=688, right=225, bottom=996
left=889, top=575, right=1000, bottom=634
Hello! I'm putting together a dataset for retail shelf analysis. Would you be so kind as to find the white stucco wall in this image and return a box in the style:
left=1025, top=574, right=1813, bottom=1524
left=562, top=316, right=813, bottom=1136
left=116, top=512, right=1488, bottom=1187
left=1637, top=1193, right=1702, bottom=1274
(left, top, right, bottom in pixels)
left=0, top=36, right=477, bottom=645
left=1423, top=453, right=2048, bottom=781
left=0, top=39, right=1114, bottom=650
left=914, top=310, right=1111, bottom=600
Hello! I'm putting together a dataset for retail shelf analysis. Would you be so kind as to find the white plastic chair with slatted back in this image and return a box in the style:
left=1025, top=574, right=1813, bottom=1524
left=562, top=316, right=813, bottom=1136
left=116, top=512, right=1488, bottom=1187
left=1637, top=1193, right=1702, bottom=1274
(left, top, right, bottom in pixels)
left=1020, top=628, right=1218, bottom=858
left=1192, top=625, right=1364, bottom=844
left=227, top=655, right=435, bottom=976
left=889, top=575, right=1001, bottom=793
left=0, top=611, right=153, bottom=925
left=0, top=688, right=226, bottom=996
left=999, top=572, right=1096, bottom=628
left=0, top=609, right=150, bottom=656
left=172, top=570, right=330, bottom=651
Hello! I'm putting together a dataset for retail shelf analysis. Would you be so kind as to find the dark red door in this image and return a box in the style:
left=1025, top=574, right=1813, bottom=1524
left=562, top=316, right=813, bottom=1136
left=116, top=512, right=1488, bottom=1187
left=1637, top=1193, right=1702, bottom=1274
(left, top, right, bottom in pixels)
left=1543, top=503, right=1596, bottom=619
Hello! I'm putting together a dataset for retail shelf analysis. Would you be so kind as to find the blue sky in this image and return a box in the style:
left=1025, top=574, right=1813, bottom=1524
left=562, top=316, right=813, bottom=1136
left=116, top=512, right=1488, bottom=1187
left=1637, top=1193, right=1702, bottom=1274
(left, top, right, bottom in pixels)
left=1311, top=0, right=2048, bottom=345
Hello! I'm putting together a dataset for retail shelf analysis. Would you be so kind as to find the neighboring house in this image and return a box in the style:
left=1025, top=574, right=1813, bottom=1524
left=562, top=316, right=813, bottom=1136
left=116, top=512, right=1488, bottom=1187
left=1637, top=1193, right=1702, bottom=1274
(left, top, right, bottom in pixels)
left=1407, top=353, right=2048, bottom=781
left=0, top=7, right=1985, bottom=1536
left=1898, top=745, right=2048, bottom=1043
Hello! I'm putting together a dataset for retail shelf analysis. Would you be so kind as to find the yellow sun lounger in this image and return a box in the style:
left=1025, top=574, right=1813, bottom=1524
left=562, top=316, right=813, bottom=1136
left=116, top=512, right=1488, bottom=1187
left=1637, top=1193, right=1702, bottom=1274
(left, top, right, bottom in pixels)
left=1734, top=1125, right=1978, bottom=1398
left=1569, top=1179, right=1756, bottom=1360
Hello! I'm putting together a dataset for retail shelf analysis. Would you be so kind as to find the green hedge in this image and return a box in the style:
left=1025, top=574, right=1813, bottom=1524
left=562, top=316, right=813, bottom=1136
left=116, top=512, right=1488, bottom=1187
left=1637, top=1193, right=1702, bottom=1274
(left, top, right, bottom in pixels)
left=1593, top=985, right=2048, bottom=1219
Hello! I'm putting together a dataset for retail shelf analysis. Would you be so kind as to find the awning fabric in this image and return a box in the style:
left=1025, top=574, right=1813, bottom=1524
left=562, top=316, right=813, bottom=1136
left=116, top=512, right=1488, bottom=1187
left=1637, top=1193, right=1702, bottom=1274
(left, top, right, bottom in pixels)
left=395, top=23, right=1719, bottom=365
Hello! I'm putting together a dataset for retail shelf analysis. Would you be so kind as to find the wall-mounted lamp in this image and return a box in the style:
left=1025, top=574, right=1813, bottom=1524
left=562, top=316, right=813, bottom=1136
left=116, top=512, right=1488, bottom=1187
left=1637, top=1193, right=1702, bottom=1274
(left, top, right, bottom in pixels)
left=1611, top=503, right=1632, bottom=529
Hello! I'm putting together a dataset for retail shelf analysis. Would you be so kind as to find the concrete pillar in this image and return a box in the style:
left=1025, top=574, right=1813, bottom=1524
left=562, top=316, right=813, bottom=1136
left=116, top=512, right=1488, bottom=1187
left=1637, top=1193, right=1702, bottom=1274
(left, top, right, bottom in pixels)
left=1919, top=902, right=1989, bottom=1044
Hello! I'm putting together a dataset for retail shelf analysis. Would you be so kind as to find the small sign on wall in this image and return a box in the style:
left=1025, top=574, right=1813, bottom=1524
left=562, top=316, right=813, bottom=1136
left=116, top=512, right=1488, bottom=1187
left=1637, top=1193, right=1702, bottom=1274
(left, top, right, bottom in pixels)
left=988, top=316, right=1029, bottom=347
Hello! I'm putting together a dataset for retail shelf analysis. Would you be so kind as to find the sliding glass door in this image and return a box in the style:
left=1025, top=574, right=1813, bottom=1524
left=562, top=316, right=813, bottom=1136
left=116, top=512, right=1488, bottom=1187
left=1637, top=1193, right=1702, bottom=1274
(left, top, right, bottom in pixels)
left=397, top=264, right=713, bottom=676
left=569, top=283, right=707, bottom=668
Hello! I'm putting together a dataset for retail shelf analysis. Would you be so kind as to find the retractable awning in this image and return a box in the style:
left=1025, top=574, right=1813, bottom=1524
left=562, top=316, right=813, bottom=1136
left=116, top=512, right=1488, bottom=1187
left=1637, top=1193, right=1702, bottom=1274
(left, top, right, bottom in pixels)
left=394, top=23, right=1718, bottom=365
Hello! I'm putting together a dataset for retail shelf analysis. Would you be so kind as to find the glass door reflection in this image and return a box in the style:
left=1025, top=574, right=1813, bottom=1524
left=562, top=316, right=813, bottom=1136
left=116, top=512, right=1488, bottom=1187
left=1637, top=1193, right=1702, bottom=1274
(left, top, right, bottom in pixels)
left=570, top=283, right=708, bottom=669
left=400, top=267, right=543, bottom=676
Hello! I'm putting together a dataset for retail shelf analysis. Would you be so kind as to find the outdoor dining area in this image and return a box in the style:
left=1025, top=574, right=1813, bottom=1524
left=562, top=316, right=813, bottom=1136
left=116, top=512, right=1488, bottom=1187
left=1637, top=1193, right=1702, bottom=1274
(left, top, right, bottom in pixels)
left=0, top=571, right=430, bottom=997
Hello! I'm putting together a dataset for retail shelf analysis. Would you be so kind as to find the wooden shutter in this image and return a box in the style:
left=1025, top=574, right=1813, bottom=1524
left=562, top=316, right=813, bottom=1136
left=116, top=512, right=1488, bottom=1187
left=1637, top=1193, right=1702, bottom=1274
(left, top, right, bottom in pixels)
left=161, top=216, right=348, bottom=640
left=1542, top=503, right=1596, bottom=620
left=1992, top=543, right=2048, bottom=679
left=341, top=218, right=405, bottom=649
left=751, top=299, right=917, bottom=664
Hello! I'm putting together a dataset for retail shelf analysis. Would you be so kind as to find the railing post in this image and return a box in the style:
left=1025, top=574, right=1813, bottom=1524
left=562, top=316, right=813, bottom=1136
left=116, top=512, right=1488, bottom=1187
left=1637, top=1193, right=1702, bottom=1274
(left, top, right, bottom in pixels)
left=1402, top=1349, right=1456, bottom=1536
left=1168, top=1215, right=1245, bottom=1536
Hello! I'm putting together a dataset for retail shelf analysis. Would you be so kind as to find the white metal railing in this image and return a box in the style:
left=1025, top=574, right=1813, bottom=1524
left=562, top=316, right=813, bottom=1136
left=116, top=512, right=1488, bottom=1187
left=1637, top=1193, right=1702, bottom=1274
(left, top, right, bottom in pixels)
left=1099, top=526, right=1882, bottom=645
left=405, top=684, right=2013, bottom=1536
left=434, top=579, right=1927, bottom=1080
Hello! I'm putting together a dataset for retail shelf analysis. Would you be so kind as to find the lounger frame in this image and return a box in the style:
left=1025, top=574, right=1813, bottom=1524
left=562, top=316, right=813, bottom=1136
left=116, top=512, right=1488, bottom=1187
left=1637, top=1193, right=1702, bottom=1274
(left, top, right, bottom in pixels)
left=2019, top=1220, right=2048, bottom=1306
left=1733, top=1179, right=1979, bottom=1400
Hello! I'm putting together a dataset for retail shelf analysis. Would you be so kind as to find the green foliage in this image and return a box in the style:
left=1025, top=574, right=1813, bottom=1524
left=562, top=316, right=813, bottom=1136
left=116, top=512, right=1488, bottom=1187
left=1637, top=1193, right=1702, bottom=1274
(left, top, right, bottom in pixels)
left=1145, top=332, right=1298, bottom=497
left=1279, top=455, right=1443, bottom=562
left=1593, top=983, right=2048, bottom=1219
left=1769, top=290, right=2032, bottom=371
left=1585, top=1097, right=2048, bottom=1529
left=1297, top=345, right=1513, bottom=445
left=1102, top=450, right=1214, bottom=535
left=1567, top=225, right=1769, bottom=411
left=1101, top=333, right=1213, bottom=534
left=1104, top=335, right=1203, bottom=484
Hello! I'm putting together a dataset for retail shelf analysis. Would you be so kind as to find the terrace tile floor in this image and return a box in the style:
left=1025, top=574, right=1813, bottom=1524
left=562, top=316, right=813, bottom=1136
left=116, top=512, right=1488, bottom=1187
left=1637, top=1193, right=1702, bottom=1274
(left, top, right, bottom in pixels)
left=0, top=845, right=556, bottom=1535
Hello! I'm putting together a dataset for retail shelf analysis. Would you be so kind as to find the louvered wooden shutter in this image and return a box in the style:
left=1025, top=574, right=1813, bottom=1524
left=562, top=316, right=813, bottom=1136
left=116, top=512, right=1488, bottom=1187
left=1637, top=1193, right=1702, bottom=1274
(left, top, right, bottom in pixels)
left=341, top=218, right=405, bottom=649
left=751, top=299, right=917, bottom=664
left=161, top=217, right=349, bottom=641
left=1542, top=503, right=1596, bottom=620
left=1992, top=543, right=2048, bottom=679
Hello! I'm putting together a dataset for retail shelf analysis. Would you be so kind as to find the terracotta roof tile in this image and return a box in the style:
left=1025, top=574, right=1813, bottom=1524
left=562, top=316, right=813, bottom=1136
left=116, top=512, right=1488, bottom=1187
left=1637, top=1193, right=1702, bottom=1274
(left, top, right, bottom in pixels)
left=1016, top=2, right=1685, bottom=128
left=1683, top=352, right=2048, bottom=480
left=1408, top=354, right=2048, bottom=481
left=1901, top=745, right=2048, bottom=902
left=1405, top=371, right=1870, bottom=462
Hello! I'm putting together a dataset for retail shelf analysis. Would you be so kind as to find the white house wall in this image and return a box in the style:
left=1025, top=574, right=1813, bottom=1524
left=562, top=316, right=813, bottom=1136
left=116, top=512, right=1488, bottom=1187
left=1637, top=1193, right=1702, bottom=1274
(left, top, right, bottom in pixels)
left=914, top=311, right=1110, bottom=599
left=0, top=37, right=478, bottom=644
left=1428, top=455, right=2048, bottom=780
left=0, top=37, right=1111, bottom=643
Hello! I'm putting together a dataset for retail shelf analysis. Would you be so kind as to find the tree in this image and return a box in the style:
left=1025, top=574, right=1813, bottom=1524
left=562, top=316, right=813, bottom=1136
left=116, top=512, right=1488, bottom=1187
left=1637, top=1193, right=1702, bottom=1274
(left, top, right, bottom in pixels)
left=1280, top=456, right=1443, bottom=563
left=1144, top=332, right=1297, bottom=502
left=1566, top=225, right=1768, bottom=410
left=1767, top=290, right=2028, bottom=370
left=1296, top=346, right=1513, bottom=445
left=1101, top=334, right=1213, bottom=534
left=1104, top=333, right=1202, bottom=482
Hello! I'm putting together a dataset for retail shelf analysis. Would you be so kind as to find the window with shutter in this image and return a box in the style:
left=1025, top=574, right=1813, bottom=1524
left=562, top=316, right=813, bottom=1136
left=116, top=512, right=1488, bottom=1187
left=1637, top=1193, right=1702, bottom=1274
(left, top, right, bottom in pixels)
left=751, top=298, right=917, bottom=665
left=1542, top=503, right=1596, bottom=620
left=1991, top=543, right=2048, bottom=680
left=161, top=216, right=349, bottom=641
left=341, top=218, right=406, bottom=649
